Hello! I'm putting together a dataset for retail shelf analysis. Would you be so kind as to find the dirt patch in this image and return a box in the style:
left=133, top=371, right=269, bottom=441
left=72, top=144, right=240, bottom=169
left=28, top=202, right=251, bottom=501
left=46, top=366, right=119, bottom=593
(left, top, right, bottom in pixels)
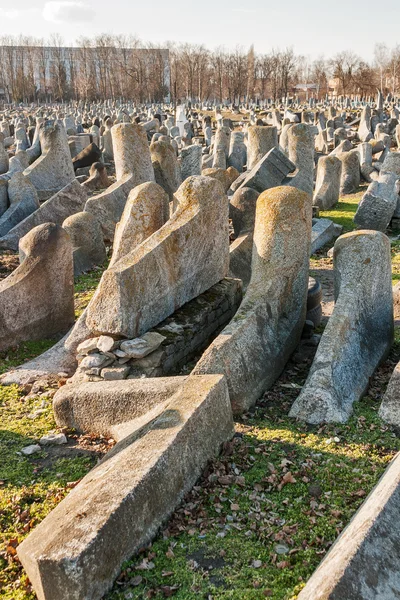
left=0, top=251, right=19, bottom=280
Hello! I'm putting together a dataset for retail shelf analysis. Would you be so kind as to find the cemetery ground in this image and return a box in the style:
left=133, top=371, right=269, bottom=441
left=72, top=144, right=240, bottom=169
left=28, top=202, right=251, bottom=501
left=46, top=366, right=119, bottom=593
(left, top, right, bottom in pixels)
left=1, top=189, right=400, bottom=600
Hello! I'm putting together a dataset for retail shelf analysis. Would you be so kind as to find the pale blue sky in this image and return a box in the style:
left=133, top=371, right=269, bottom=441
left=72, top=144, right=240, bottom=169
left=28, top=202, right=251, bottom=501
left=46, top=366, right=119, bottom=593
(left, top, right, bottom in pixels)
left=0, top=0, right=398, bottom=61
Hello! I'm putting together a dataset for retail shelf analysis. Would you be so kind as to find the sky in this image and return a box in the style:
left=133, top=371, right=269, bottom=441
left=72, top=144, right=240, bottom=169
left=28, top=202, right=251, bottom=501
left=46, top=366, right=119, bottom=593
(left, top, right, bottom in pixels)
left=0, top=0, right=398, bottom=62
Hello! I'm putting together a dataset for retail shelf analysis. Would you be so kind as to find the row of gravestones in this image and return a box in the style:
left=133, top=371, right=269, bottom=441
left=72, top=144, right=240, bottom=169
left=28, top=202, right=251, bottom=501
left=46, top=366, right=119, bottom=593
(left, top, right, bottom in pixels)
left=0, top=105, right=399, bottom=599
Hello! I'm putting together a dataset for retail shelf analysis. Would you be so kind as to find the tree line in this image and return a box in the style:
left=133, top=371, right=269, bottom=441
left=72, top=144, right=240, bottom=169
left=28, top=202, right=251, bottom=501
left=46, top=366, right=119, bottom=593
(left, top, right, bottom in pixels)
left=0, top=35, right=399, bottom=104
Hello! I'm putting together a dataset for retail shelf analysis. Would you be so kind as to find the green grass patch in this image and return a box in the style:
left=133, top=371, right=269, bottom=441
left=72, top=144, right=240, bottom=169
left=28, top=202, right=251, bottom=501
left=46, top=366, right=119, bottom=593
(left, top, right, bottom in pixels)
left=320, top=188, right=365, bottom=233
left=0, top=385, right=97, bottom=599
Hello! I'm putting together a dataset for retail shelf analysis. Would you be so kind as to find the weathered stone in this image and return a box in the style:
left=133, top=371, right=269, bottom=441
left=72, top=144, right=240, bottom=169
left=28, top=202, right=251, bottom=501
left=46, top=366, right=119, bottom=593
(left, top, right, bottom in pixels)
left=0, top=133, right=9, bottom=174
left=23, top=121, right=75, bottom=200
left=212, top=148, right=227, bottom=169
left=96, top=335, right=117, bottom=353
left=0, top=180, right=87, bottom=251
left=111, top=182, right=169, bottom=266
left=313, top=156, right=342, bottom=210
left=0, top=173, right=39, bottom=237
left=357, top=142, right=375, bottom=182
left=81, top=162, right=111, bottom=192
left=290, top=230, right=393, bottom=423
left=193, top=185, right=312, bottom=413
left=285, top=123, right=315, bottom=196
left=86, top=175, right=229, bottom=338
left=279, top=122, right=295, bottom=154
left=72, top=143, right=102, bottom=171
left=298, top=453, right=400, bottom=600
left=247, top=125, right=278, bottom=170
left=180, top=144, right=202, bottom=180
left=213, top=126, right=230, bottom=159
left=77, top=337, right=99, bottom=355
left=354, top=152, right=400, bottom=231
left=379, top=360, right=400, bottom=426
left=230, top=186, right=259, bottom=237
left=338, top=150, right=360, bottom=195
left=311, top=219, right=342, bottom=254
left=151, top=140, right=182, bottom=201
left=21, top=444, right=41, bottom=455
left=0, top=223, right=74, bottom=352
left=85, top=122, right=155, bottom=241
left=239, top=146, right=296, bottom=193
left=102, top=118, right=114, bottom=161
left=40, top=433, right=67, bottom=446
left=19, top=375, right=234, bottom=600
left=201, top=167, right=231, bottom=192
left=227, top=131, right=246, bottom=172
left=120, top=332, right=166, bottom=358
left=101, top=366, right=130, bottom=380
left=62, top=211, right=106, bottom=276
left=358, top=105, right=373, bottom=142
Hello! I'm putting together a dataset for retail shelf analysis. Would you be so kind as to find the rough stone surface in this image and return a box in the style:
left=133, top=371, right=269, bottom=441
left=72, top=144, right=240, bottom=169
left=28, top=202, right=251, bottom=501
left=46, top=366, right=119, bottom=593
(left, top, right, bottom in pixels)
left=247, top=125, right=278, bottom=170
left=0, top=173, right=40, bottom=237
left=354, top=152, right=400, bottom=231
left=290, top=230, right=393, bottom=423
left=19, top=375, right=234, bottom=600
left=239, top=146, right=296, bottom=193
left=193, top=185, right=312, bottom=413
left=0, top=179, right=87, bottom=251
left=151, top=140, right=182, bottom=201
left=23, top=120, right=75, bottom=199
left=81, top=162, right=111, bottom=192
left=285, top=123, right=315, bottom=196
left=313, top=156, right=342, bottom=210
left=358, top=105, right=373, bottom=142
left=85, top=122, right=155, bottom=241
left=228, top=131, right=246, bottom=172
left=297, top=453, right=400, bottom=600
left=180, top=144, right=202, bottom=180
left=0, top=223, right=74, bottom=352
left=229, top=187, right=260, bottom=289
left=86, top=175, right=229, bottom=338
left=111, top=182, right=169, bottom=266
left=379, top=360, right=400, bottom=426
left=339, top=150, right=360, bottom=195
left=62, top=211, right=107, bottom=276
left=311, top=219, right=342, bottom=254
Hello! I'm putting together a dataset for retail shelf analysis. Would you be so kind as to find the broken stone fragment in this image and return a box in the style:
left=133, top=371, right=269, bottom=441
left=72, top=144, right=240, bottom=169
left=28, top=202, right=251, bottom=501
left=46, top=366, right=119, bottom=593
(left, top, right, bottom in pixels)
left=40, top=433, right=67, bottom=446
left=101, top=367, right=130, bottom=380
left=96, top=335, right=117, bottom=353
left=21, top=444, right=41, bottom=455
left=120, top=332, right=166, bottom=359
left=80, top=353, right=113, bottom=369
left=76, top=337, right=100, bottom=355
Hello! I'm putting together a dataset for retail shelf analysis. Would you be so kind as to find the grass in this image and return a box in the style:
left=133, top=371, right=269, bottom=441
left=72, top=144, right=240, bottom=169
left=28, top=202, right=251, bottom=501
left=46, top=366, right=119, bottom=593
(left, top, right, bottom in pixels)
left=319, top=187, right=365, bottom=232
left=0, top=384, right=98, bottom=599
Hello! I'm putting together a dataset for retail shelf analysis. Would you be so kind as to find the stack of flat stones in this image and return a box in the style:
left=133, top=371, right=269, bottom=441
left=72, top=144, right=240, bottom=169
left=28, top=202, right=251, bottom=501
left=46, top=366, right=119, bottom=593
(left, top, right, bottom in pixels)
left=72, top=278, right=242, bottom=382
left=75, top=331, right=166, bottom=381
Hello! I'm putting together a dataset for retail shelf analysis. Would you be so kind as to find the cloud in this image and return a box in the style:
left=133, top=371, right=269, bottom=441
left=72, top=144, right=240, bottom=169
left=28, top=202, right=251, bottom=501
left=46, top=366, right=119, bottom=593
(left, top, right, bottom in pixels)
left=0, top=7, right=40, bottom=19
left=232, top=8, right=256, bottom=13
left=0, top=8, right=26, bottom=18
left=42, top=1, right=95, bottom=23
